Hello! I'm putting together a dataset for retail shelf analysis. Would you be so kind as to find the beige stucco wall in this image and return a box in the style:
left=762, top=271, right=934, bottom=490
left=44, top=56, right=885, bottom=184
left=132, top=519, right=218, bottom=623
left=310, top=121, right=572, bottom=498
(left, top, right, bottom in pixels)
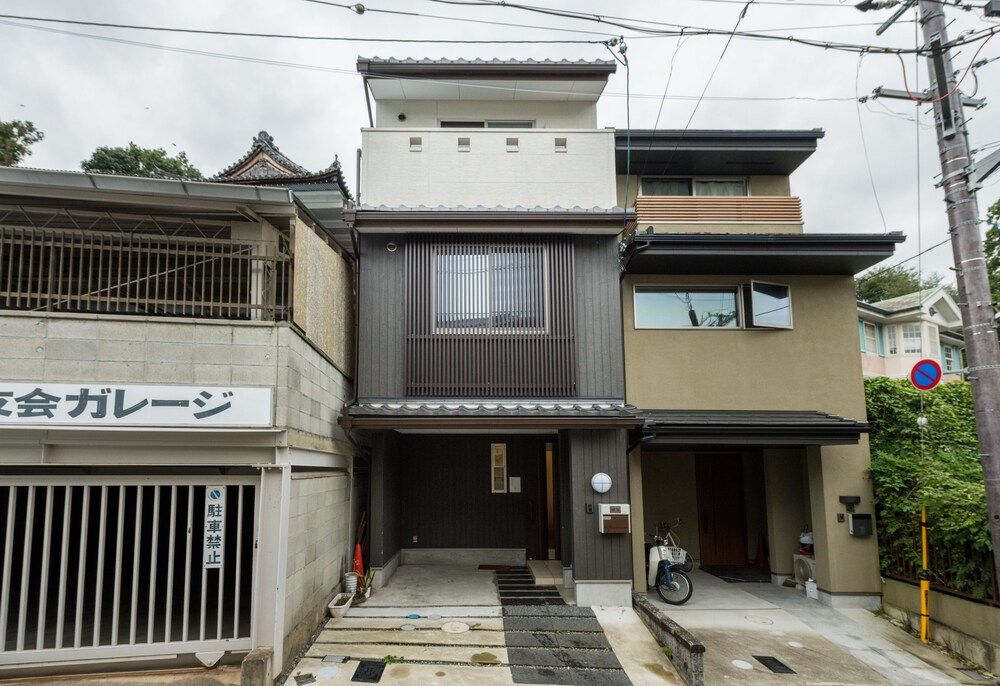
left=374, top=100, right=597, bottom=128
left=292, top=216, right=354, bottom=376
left=623, top=274, right=881, bottom=596
left=623, top=274, right=866, bottom=416
left=361, top=128, right=617, bottom=208
left=283, top=472, right=352, bottom=668
left=883, top=578, right=1000, bottom=674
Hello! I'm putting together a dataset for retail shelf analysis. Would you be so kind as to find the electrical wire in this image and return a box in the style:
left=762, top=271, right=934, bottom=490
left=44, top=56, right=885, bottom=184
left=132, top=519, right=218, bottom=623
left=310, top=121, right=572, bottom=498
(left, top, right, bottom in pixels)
left=0, top=18, right=861, bottom=104
left=0, top=12, right=605, bottom=43
left=637, top=35, right=690, bottom=180
left=894, top=31, right=996, bottom=102
left=415, top=0, right=1000, bottom=54
left=856, top=52, right=889, bottom=232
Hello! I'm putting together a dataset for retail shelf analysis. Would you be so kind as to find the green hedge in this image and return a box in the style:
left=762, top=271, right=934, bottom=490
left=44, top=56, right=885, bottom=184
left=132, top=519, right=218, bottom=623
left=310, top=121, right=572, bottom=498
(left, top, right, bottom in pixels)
left=865, top=377, right=994, bottom=598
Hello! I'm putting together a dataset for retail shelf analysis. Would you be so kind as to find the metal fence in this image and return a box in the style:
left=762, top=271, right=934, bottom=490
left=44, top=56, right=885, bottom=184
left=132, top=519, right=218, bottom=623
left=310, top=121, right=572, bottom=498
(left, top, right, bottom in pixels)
left=0, top=478, right=258, bottom=668
left=881, top=523, right=999, bottom=607
left=0, top=225, right=292, bottom=321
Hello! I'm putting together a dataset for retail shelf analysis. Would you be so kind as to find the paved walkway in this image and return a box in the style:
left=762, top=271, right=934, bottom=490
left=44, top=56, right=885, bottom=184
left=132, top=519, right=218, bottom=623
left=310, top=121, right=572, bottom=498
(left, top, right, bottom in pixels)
left=651, top=569, right=987, bottom=685
left=282, top=565, right=681, bottom=686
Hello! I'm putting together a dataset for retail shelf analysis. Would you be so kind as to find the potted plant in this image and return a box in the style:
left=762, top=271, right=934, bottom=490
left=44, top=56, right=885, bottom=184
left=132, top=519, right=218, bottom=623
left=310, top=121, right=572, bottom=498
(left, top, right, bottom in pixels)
left=353, top=569, right=375, bottom=605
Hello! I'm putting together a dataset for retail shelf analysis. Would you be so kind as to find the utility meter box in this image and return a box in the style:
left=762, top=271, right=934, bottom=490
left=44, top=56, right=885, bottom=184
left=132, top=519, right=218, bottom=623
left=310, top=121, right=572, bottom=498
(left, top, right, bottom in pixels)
left=848, top=513, right=874, bottom=537
left=599, top=503, right=630, bottom=534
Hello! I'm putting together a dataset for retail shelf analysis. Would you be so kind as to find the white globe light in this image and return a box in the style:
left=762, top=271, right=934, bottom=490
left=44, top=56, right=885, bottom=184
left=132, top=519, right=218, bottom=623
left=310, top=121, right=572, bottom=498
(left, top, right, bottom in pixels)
left=591, top=472, right=612, bottom=494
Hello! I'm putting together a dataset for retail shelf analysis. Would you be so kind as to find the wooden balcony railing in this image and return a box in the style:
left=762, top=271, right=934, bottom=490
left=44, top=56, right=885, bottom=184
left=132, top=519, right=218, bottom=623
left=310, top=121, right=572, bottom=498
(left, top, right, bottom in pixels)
left=635, top=195, right=803, bottom=225
left=0, top=225, right=292, bottom=321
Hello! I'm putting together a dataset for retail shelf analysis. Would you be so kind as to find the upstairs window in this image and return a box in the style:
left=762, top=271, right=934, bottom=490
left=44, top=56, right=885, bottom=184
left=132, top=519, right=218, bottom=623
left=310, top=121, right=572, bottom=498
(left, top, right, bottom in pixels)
left=433, top=245, right=548, bottom=332
left=903, top=324, right=922, bottom=354
left=634, top=287, right=740, bottom=328
left=746, top=281, right=792, bottom=329
left=439, top=120, right=535, bottom=128
left=887, top=325, right=898, bottom=354
left=640, top=176, right=748, bottom=197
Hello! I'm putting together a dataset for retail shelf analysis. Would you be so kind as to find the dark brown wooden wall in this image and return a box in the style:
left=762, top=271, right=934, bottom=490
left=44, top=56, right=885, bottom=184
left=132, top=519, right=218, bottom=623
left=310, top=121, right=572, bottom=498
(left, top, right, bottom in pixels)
left=564, top=429, right=632, bottom=581
left=400, top=434, right=548, bottom=549
left=405, top=236, right=576, bottom=397
left=369, top=431, right=403, bottom=567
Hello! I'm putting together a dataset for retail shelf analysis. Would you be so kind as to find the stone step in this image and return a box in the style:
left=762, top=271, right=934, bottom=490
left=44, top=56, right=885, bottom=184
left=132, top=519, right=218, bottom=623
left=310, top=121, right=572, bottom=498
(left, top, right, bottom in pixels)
left=502, top=616, right=604, bottom=633
left=510, top=665, right=631, bottom=686
left=506, top=646, right=623, bottom=669
left=505, top=632, right=612, bottom=650
left=502, top=606, right=595, bottom=618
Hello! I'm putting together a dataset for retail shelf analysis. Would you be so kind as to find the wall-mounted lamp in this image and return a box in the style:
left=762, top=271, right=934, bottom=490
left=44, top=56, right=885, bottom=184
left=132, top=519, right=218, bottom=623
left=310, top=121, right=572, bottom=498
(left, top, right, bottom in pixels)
left=591, top=472, right=612, bottom=494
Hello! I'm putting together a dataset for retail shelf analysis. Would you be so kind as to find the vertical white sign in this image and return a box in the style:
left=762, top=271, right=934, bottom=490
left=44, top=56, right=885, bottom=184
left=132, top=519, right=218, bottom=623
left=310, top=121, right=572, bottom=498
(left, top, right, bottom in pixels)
left=204, top=486, right=226, bottom=569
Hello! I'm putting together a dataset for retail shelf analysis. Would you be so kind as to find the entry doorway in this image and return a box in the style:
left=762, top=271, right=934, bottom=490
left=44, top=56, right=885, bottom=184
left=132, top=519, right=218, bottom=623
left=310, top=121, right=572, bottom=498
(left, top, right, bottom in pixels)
left=695, top=453, right=748, bottom=566
left=524, top=441, right=560, bottom=561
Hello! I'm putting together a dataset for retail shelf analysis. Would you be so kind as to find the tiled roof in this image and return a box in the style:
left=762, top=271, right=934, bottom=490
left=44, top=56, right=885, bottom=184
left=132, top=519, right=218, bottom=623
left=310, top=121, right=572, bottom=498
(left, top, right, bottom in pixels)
left=356, top=204, right=628, bottom=213
left=341, top=399, right=641, bottom=428
left=359, top=57, right=617, bottom=67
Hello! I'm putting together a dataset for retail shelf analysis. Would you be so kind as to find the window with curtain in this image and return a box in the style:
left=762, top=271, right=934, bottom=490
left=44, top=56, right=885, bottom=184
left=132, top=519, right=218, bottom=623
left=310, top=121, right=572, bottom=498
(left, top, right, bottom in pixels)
left=634, top=287, right=739, bottom=328
left=903, top=324, right=922, bottom=354
left=944, top=346, right=956, bottom=371
left=639, top=177, right=748, bottom=197
left=864, top=323, right=878, bottom=353
left=928, top=325, right=940, bottom=357
left=434, top=247, right=547, bottom=332
left=887, top=325, right=898, bottom=354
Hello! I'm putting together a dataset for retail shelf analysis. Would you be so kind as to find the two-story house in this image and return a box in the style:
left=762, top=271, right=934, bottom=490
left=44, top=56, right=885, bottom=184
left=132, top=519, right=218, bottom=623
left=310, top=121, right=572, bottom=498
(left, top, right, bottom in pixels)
left=339, top=57, right=641, bottom=607
left=616, top=129, right=904, bottom=607
left=858, top=286, right=966, bottom=381
left=0, top=163, right=355, bottom=680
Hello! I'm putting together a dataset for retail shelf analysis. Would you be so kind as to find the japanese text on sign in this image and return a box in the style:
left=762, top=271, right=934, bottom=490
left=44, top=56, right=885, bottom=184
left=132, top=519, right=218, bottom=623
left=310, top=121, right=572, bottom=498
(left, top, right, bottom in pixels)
left=204, top=486, right=226, bottom=569
left=0, top=383, right=272, bottom=427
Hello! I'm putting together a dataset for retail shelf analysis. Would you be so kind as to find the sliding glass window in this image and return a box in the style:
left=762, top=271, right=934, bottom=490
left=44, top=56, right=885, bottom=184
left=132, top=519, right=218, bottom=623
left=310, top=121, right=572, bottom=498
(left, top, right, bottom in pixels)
left=634, top=286, right=740, bottom=329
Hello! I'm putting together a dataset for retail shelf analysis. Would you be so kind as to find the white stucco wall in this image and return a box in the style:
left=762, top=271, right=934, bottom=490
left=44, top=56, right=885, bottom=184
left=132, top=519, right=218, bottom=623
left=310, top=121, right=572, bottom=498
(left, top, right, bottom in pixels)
left=360, top=128, right=617, bottom=208
left=374, top=99, right=597, bottom=128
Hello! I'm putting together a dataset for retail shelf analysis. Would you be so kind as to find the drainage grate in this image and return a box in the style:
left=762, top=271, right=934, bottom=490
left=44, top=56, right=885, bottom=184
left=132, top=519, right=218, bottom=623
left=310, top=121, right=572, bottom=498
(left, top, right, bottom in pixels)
left=753, top=655, right=796, bottom=674
left=351, top=660, right=386, bottom=683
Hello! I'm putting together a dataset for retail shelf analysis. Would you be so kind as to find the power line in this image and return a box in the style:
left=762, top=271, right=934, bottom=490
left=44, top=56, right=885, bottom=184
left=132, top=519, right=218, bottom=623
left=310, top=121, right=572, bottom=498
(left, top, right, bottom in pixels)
left=855, top=53, right=889, bottom=231
left=416, top=0, right=999, bottom=53
left=0, top=12, right=607, bottom=44
left=0, top=19, right=860, bottom=103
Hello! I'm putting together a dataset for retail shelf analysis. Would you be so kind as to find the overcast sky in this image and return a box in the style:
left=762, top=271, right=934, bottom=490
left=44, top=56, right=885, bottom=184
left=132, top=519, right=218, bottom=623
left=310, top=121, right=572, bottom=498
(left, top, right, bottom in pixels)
left=2, top=0, right=998, bottom=280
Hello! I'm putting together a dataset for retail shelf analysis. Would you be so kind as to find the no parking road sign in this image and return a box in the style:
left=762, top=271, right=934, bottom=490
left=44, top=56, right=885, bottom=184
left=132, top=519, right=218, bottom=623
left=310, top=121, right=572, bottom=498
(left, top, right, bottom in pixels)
left=910, top=358, right=943, bottom=391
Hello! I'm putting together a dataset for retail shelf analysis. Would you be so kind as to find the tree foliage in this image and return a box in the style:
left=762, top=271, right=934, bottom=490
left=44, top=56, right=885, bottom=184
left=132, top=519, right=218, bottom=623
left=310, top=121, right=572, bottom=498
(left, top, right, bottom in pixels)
left=865, top=377, right=993, bottom=597
left=0, top=119, right=44, bottom=166
left=81, top=142, right=202, bottom=180
left=985, top=196, right=1000, bottom=306
left=855, top=265, right=944, bottom=303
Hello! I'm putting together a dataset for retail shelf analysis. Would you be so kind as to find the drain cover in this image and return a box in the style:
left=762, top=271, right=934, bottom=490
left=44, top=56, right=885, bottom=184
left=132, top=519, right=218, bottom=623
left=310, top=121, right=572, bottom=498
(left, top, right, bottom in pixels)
left=731, top=660, right=753, bottom=670
left=352, top=660, right=386, bottom=683
left=753, top=656, right=795, bottom=674
left=400, top=623, right=416, bottom=631
left=442, top=621, right=470, bottom=633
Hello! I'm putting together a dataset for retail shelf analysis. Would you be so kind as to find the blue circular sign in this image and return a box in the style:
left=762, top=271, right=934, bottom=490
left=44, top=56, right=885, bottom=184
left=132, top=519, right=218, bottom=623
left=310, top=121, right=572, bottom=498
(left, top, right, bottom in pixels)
left=910, top=359, right=943, bottom=391
left=208, top=487, right=223, bottom=500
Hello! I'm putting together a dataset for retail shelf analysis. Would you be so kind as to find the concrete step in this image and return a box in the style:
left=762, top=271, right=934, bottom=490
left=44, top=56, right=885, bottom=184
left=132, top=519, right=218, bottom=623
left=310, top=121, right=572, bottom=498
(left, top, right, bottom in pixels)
left=313, top=628, right=504, bottom=647
left=305, top=643, right=508, bottom=665
left=326, top=616, right=503, bottom=631
left=501, top=616, right=604, bottom=633
left=505, top=631, right=612, bottom=650
left=510, top=665, right=631, bottom=686
left=506, top=646, right=623, bottom=669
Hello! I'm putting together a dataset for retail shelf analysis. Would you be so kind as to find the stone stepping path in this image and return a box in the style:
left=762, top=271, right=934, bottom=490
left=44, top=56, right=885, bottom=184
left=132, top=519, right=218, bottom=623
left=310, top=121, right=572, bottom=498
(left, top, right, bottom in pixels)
left=495, top=566, right=565, bottom=607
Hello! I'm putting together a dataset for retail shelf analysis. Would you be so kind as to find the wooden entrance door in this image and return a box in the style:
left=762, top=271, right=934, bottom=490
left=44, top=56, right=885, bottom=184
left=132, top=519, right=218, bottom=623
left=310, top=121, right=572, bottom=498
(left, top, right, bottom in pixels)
left=695, top=454, right=748, bottom=566
left=521, top=441, right=548, bottom=561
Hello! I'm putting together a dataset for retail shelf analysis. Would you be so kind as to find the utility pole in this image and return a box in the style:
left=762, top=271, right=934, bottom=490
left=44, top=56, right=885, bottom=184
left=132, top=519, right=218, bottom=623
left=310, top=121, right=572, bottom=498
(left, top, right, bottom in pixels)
left=859, top=0, right=1000, bottom=581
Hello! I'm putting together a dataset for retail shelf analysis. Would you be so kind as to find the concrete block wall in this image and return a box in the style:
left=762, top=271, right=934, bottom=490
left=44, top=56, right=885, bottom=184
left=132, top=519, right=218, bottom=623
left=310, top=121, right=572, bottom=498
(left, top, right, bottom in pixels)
left=1, top=314, right=353, bottom=445
left=283, top=472, right=351, bottom=663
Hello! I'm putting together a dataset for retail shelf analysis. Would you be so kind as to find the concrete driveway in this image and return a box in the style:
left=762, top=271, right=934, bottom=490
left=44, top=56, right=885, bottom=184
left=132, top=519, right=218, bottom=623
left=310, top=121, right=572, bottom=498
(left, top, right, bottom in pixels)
left=650, top=569, right=989, bottom=685
left=283, top=565, right=682, bottom=686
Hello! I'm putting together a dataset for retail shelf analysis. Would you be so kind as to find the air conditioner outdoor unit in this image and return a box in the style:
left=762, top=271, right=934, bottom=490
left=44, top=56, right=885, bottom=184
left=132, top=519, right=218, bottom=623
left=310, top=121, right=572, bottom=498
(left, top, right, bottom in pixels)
left=793, top=554, right=816, bottom=585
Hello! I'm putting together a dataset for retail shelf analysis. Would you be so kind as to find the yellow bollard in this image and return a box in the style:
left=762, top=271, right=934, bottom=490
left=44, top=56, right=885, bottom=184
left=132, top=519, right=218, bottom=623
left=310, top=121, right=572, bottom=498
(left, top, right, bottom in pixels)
left=920, top=506, right=930, bottom=643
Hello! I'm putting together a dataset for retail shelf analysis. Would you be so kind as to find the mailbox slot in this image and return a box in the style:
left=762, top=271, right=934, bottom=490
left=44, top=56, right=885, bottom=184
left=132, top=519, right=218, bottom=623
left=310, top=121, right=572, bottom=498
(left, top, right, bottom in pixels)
left=599, top=503, right=631, bottom=534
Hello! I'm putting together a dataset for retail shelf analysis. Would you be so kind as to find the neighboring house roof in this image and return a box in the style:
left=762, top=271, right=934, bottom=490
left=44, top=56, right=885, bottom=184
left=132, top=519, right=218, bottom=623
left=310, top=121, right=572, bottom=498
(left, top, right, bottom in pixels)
left=621, top=231, right=904, bottom=276
left=616, top=129, right=824, bottom=175
left=213, top=131, right=352, bottom=199
left=340, top=399, right=642, bottom=429
left=638, top=409, right=868, bottom=446
left=356, top=57, right=617, bottom=79
left=858, top=286, right=962, bottom=325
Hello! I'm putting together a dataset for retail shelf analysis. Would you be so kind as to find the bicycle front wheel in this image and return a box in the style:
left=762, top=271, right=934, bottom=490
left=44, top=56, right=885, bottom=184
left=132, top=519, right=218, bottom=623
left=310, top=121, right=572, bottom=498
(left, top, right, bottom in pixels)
left=656, top=569, right=693, bottom=605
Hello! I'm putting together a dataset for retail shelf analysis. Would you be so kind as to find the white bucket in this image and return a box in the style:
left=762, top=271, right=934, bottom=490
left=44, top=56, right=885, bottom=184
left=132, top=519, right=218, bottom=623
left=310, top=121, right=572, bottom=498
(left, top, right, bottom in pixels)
left=344, top=573, right=358, bottom=594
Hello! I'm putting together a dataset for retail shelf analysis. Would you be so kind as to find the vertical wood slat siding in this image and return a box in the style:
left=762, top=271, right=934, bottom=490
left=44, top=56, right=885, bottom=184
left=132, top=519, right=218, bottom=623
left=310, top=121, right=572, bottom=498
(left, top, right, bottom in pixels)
left=566, top=429, right=631, bottom=581
left=404, top=235, right=576, bottom=397
left=358, top=235, right=407, bottom=399
left=573, top=236, right=625, bottom=398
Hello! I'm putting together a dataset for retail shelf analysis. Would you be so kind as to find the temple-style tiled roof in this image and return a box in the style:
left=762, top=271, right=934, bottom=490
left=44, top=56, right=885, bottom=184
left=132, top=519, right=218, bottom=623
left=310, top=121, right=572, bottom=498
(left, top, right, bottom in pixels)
left=213, top=131, right=351, bottom=198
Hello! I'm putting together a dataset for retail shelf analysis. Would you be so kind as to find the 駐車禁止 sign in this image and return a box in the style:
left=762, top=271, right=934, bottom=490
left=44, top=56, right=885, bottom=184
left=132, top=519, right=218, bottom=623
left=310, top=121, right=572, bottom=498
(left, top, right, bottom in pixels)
left=0, top=383, right=272, bottom=428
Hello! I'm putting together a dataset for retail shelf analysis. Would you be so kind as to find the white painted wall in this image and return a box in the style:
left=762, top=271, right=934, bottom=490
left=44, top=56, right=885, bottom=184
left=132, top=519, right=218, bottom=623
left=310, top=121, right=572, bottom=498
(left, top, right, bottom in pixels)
left=360, top=128, right=617, bottom=208
left=375, top=99, right=597, bottom=128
